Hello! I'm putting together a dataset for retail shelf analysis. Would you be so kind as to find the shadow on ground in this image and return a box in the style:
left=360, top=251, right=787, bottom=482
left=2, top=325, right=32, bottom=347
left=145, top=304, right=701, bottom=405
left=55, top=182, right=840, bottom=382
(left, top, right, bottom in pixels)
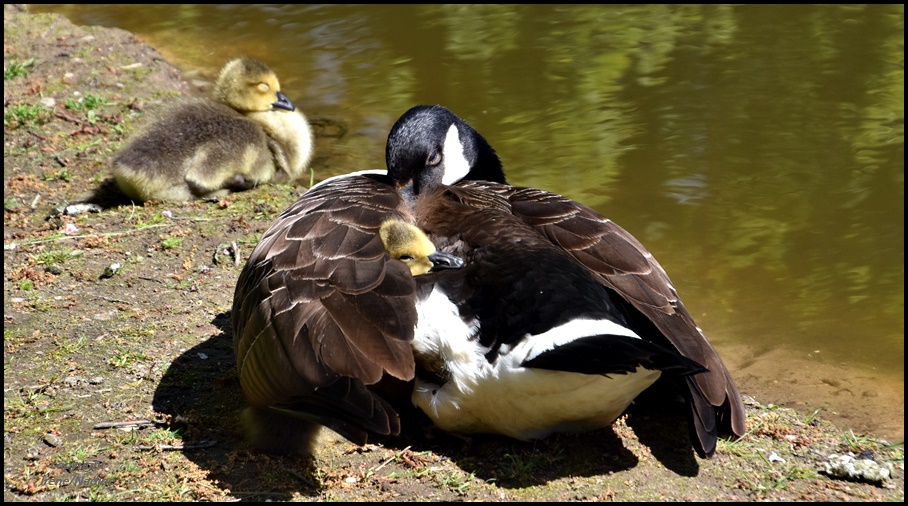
left=151, top=312, right=703, bottom=500
left=151, top=312, right=319, bottom=501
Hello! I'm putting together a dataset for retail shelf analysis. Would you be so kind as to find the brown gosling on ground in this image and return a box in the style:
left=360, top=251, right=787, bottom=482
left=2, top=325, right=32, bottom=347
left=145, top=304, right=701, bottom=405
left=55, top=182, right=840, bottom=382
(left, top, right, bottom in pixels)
left=111, top=57, right=313, bottom=202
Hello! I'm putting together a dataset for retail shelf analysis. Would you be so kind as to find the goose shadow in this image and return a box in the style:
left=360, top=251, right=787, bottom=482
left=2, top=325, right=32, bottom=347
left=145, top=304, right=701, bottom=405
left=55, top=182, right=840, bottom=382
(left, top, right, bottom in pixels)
left=373, top=423, right=642, bottom=489
left=151, top=312, right=701, bottom=499
left=622, top=376, right=705, bottom=477
left=372, top=376, right=703, bottom=486
left=77, top=177, right=138, bottom=210
left=151, top=311, right=320, bottom=501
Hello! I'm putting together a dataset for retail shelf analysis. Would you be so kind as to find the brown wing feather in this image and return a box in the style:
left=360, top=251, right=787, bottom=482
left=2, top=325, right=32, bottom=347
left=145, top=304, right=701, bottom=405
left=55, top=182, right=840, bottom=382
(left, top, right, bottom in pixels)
left=452, top=180, right=746, bottom=455
left=232, top=175, right=417, bottom=446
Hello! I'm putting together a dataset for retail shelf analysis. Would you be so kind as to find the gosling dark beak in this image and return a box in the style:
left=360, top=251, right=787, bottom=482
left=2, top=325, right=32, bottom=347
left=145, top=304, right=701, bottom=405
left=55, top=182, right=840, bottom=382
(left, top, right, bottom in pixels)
left=428, top=252, right=464, bottom=271
left=272, top=91, right=296, bottom=112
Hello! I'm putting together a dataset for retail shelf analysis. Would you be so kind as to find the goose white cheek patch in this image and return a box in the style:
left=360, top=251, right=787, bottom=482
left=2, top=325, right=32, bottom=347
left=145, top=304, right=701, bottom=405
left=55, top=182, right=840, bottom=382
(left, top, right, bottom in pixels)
left=442, top=124, right=471, bottom=185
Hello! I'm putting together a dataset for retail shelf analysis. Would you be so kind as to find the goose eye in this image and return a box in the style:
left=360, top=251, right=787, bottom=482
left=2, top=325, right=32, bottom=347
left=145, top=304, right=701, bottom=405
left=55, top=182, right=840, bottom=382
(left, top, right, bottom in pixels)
left=399, top=255, right=414, bottom=261
left=257, top=82, right=270, bottom=92
left=427, top=150, right=442, bottom=166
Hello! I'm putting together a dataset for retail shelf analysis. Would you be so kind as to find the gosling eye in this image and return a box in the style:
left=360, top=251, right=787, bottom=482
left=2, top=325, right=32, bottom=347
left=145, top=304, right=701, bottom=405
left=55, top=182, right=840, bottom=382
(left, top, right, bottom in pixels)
left=427, top=149, right=442, bottom=166
left=399, top=255, right=414, bottom=261
left=257, top=82, right=270, bottom=93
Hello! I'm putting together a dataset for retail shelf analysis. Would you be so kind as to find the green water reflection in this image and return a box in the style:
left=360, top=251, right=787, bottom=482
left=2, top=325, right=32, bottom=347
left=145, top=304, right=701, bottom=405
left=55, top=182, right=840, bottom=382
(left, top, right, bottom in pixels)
left=31, top=4, right=904, bottom=435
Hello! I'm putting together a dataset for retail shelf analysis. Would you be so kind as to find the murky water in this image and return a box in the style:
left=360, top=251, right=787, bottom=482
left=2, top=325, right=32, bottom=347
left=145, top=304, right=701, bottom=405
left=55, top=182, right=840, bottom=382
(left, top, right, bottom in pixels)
left=31, top=4, right=904, bottom=440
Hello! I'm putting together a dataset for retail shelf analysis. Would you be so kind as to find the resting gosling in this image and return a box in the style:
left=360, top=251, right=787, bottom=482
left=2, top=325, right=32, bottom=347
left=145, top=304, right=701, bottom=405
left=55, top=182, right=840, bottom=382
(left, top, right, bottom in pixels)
left=111, top=57, right=313, bottom=202
left=380, top=219, right=465, bottom=275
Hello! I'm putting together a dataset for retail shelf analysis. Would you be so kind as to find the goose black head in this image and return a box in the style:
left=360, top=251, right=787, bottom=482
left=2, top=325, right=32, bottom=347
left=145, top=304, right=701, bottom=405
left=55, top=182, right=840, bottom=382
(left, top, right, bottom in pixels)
left=385, top=105, right=506, bottom=199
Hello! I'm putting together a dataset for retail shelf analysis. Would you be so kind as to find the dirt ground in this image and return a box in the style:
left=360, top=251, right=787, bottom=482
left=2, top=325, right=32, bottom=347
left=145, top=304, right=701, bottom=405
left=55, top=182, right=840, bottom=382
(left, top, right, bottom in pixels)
left=4, top=5, right=904, bottom=501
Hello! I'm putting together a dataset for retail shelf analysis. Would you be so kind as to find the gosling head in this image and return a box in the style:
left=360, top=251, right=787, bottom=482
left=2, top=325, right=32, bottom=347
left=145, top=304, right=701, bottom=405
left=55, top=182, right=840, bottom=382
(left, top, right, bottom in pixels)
left=379, top=220, right=464, bottom=276
left=212, top=57, right=296, bottom=113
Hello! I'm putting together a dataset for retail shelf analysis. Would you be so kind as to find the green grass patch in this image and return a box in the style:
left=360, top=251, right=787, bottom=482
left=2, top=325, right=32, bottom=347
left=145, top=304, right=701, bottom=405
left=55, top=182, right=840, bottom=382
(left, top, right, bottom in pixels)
left=74, top=45, right=92, bottom=59
left=28, top=296, right=52, bottom=312
left=109, top=348, right=148, bottom=368
left=53, top=334, right=89, bottom=358
left=4, top=103, right=52, bottom=128
left=4, top=57, right=36, bottom=80
left=4, top=328, right=22, bottom=346
left=120, top=322, right=158, bottom=339
left=801, top=407, right=823, bottom=425
left=160, top=237, right=183, bottom=251
left=498, top=451, right=544, bottom=482
left=436, top=470, right=475, bottom=494
left=31, top=248, right=77, bottom=266
left=65, top=94, right=108, bottom=112
left=4, top=195, right=23, bottom=211
left=145, top=426, right=184, bottom=442
left=41, top=168, right=73, bottom=182
left=4, top=387, right=64, bottom=419
left=164, top=278, right=193, bottom=290
left=842, top=429, right=880, bottom=452
left=133, top=211, right=167, bottom=229
left=59, top=442, right=103, bottom=466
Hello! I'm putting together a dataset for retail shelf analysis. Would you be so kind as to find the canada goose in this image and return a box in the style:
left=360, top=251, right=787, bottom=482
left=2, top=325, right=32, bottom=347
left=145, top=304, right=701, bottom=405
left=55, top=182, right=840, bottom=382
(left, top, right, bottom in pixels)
left=232, top=105, right=745, bottom=459
left=111, top=57, right=313, bottom=202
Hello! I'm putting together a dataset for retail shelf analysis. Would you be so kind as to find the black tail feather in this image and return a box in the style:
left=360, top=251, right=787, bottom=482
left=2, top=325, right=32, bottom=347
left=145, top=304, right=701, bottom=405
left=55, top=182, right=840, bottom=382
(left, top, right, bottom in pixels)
left=523, top=334, right=707, bottom=376
left=685, top=374, right=746, bottom=459
left=686, top=375, right=719, bottom=458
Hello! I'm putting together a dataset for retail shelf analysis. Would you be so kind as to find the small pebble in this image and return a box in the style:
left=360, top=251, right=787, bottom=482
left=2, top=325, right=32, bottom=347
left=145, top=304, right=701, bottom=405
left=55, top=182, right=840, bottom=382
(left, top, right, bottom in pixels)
left=44, top=433, right=63, bottom=448
left=101, top=263, right=122, bottom=278
left=64, top=203, right=102, bottom=216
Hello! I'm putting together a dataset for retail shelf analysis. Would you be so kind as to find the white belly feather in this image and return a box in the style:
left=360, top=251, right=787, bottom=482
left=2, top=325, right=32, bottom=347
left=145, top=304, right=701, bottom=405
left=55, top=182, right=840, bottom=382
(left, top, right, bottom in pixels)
left=412, top=287, right=661, bottom=440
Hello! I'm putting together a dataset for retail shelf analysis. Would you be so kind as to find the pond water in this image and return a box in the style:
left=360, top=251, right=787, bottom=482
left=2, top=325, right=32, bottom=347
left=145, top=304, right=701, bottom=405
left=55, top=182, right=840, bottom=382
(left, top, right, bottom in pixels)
left=31, top=4, right=904, bottom=441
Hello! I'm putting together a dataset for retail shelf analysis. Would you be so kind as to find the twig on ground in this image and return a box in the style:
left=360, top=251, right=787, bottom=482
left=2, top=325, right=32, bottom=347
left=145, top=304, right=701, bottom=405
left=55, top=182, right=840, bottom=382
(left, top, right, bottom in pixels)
left=14, top=223, right=173, bottom=246
left=135, top=441, right=217, bottom=451
left=93, top=419, right=165, bottom=430
left=370, top=445, right=412, bottom=474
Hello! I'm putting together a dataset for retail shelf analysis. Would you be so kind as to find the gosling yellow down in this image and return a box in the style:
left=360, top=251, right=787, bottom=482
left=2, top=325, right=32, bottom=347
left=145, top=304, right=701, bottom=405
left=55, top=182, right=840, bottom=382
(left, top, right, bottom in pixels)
left=111, top=57, right=313, bottom=202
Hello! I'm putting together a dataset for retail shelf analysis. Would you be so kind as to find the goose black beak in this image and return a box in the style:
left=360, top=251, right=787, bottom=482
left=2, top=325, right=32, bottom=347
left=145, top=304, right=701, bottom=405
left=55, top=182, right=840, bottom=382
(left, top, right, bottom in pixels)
left=272, top=91, right=296, bottom=112
left=428, top=252, right=465, bottom=271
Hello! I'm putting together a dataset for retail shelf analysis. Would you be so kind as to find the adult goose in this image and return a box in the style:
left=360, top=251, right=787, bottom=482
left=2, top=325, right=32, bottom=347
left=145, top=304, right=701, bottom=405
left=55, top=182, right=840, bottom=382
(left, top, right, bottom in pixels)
left=232, top=105, right=745, bottom=458
left=111, top=57, right=313, bottom=202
